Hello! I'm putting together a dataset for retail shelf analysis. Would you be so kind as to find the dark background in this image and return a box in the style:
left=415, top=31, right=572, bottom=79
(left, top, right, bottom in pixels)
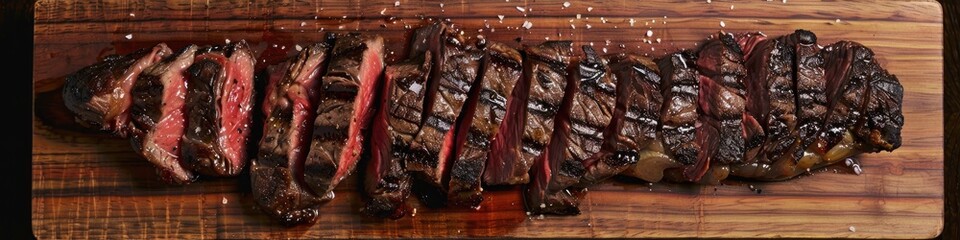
left=2, top=0, right=956, bottom=238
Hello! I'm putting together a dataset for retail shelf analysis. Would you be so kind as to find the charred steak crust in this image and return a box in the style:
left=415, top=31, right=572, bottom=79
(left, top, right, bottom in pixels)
left=305, top=33, right=385, bottom=198
left=571, top=46, right=626, bottom=187
left=252, top=42, right=331, bottom=225
left=182, top=40, right=256, bottom=177
left=657, top=51, right=700, bottom=166
left=128, top=44, right=197, bottom=184
left=64, top=44, right=170, bottom=136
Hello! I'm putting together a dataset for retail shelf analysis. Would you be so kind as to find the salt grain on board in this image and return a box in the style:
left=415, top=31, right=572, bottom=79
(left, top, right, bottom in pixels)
left=380, top=8, right=387, bottom=15
left=522, top=21, right=533, bottom=29
left=394, top=1, right=400, bottom=7
left=849, top=226, right=857, bottom=232
left=646, top=30, right=653, bottom=37
left=720, top=21, right=726, bottom=28
left=222, top=197, right=228, bottom=205
left=586, top=23, right=592, bottom=29
left=587, top=6, right=593, bottom=12
left=629, top=18, right=636, bottom=26
left=225, top=38, right=231, bottom=44
left=516, top=6, right=526, bottom=13
left=125, top=34, right=133, bottom=40
left=295, top=44, right=303, bottom=51
left=498, top=15, right=505, bottom=22
left=563, top=2, right=571, bottom=8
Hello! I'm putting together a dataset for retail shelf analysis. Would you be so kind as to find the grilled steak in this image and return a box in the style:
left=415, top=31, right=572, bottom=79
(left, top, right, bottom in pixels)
left=447, top=41, right=523, bottom=207
left=181, top=41, right=256, bottom=177
left=63, top=44, right=170, bottom=137
left=524, top=41, right=582, bottom=215
left=570, top=46, right=624, bottom=187
left=364, top=24, right=442, bottom=217
left=406, top=26, right=484, bottom=188
left=792, top=31, right=827, bottom=152
left=304, top=33, right=385, bottom=197
left=610, top=54, right=668, bottom=182
left=483, top=45, right=532, bottom=186
left=743, top=31, right=807, bottom=164
left=251, top=42, right=330, bottom=225
left=128, top=44, right=196, bottom=184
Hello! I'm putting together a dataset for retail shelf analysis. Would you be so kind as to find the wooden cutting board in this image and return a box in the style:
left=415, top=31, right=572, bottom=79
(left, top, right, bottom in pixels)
left=32, top=0, right=944, bottom=238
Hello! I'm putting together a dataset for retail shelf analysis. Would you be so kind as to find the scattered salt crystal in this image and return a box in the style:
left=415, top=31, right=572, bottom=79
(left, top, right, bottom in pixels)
left=526, top=211, right=532, bottom=216
left=394, top=1, right=400, bottom=7
left=570, top=24, right=576, bottom=29
left=300, top=21, right=306, bottom=27
left=498, top=15, right=505, bottom=21
left=516, top=6, right=526, bottom=13
left=719, top=20, right=726, bottom=28
left=522, top=21, right=533, bottom=29
left=338, top=25, right=345, bottom=29
left=605, top=39, right=611, bottom=45
left=730, top=5, right=735, bottom=9
left=782, top=0, right=787, bottom=3
left=602, top=47, right=608, bottom=53
left=124, top=34, right=133, bottom=40
left=129, top=13, right=135, bottom=17
left=537, top=214, right=545, bottom=219
left=222, top=197, right=228, bottom=204
left=295, top=44, right=303, bottom=51
left=646, top=30, right=653, bottom=37
left=412, top=208, right=418, bottom=216
left=629, top=18, right=636, bottom=26
left=225, top=38, right=231, bottom=44
left=849, top=226, right=856, bottom=232
left=281, top=45, right=286, bottom=50
left=380, top=8, right=387, bottom=15
left=585, top=23, right=592, bottom=29
left=706, top=0, right=711, bottom=3
left=563, top=2, right=571, bottom=8
left=587, top=6, right=593, bottom=12
left=540, top=203, right=546, bottom=208
left=656, top=38, right=661, bottom=43
left=545, top=37, right=550, bottom=40
left=650, top=47, right=655, bottom=51
left=836, top=19, right=842, bottom=23
left=576, top=14, right=582, bottom=19
left=440, top=3, right=444, bottom=8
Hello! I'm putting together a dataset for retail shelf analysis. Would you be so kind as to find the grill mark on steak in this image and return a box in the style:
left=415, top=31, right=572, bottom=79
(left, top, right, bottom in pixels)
left=793, top=31, right=828, bottom=153
left=182, top=40, right=256, bottom=177
left=608, top=54, right=665, bottom=180
left=569, top=46, right=622, bottom=187
left=483, top=43, right=531, bottom=187
left=406, top=26, right=484, bottom=188
left=128, top=44, right=196, bottom=184
left=305, top=33, right=385, bottom=198
left=363, top=24, right=443, bottom=218
left=63, top=44, right=170, bottom=137
left=447, top=41, right=522, bottom=207
left=744, top=31, right=805, bottom=164
left=817, top=41, right=874, bottom=152
left=252, top=42, right=330, bottom=225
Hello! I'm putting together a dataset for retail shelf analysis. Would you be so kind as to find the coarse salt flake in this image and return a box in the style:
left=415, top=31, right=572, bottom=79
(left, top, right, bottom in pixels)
left=849, top=226, right=856, bottom=232
left=719, top=20, right=726, bottom=28
left=585, top=23, right=592, bottom=29
left=225, top=38, right=231, bottom=44
left=576, top=14, right=582, bottom=19
left=540, top=203, right=546, bottom=208
left=300, top=21, right=306, bottom=27
left=295, top=44, right=303, bottom=51
left=394, top=1, right=400, bottom=7
left=516, top=6, right=526, bottom=13
left=587, top=6, right=593, bottom=12
left=125, top=34, right=133, bottom=40
left=522, top=20, right=533, bottom=29
left=629, top=18, right=636, bottom=26
left=563, top=2, right=571, bottom=8
left=498, top=15, right=505, bottom=21
left=222, top=197, right=228, bottom=204
left=646, top=30, right=653, bottom=37
left=380, top=8, right=387, bottom=15
left=656, top=38, right=661, bottom=43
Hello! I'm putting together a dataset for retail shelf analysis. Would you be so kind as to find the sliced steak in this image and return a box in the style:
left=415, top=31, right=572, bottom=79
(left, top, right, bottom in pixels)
left=251, top=42, right=330, bottom=225
left=406, top=27, right=484, bottom=188
left=856, top=63, right=904, bottom=152
left=684, top=33, right=763, bottom=181
left=128, top=44, right=196, bottom=184
left=182, top=41, right=256, bottom=177
left=448, top=41, right=523, bottom=207
left=483, top=44, right=533, bottom=186
left=524, top=45, right=580, bottom=215
left=491, top=41, right=573, bottom=186
left=792, top=31, right=828, bottom=153
left=743, top=31, right=805, bottom=164
left=609, top=54, right=670, bottom=182
left=364, top=24, right=443, bottom=217
left=63, top=44, right=170, bottom=137
left=304, top=33, right=385, bottom=197
left=570, top=46, right=624, bottom=187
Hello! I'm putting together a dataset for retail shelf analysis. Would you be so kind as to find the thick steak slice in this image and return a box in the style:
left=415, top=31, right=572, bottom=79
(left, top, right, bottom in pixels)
left=483, top=45, right=533, bottom=186
left=492, top=41, right=572, bottom=186
left=817, top=41, right=875, bottom=152
left=856, top=63, right=904, bottom=152
left=63, top=44, right=170, bottom=137
left=571, top=46, right=624, bottom=187
left=448, top=41, right=523, bottom=207
left=793, top=31, right=828, bottom=151
left=406, top=28, right=484, bottom=188
left=251, top=42, right=330, bottom=225
left=656, top=51, right=700, bottom=166
left=128, top=44, right=196, bottom=184
left=610, top=54, right=670, bottom=182
left=743, top=31, right=806, bottom=164
left=182, top=41, right=256, bottom=177
left=696, top=33, right=754, bottom=166
left=305, top=34, right=385, bottom=197
left=524, top=44, right=580, bottom=215
left=364, top=24, right=442, bottom=218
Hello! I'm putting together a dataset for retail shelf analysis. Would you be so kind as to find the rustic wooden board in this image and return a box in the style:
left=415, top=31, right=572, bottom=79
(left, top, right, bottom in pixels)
left=32, top=0, right=944, bottom=238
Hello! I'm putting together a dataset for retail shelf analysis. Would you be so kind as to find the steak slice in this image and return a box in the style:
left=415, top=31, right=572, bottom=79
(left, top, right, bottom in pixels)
left=251, top=42, right=330, bottom=225
left=63, top=44, right=170, bottom=137
left=363, top=23, right=442, bottom=217
left=609, top=54, right=671, bottom=182
left=406, top=27, right=484, bottom=188
left=856, top=62, right=904, bottom=152
left=483, top=44, right=533, bottom=186
left=304, top=33, right=385, bottom=197
left=792, top=31, right=828, bottom=152
left=571, top=46, right=625, bottom=187
left=743, top=31, right=806, bottom=164
left=491, top=41, right=572, bottom=186
left=448, top=41, right=523, bottom=207
left=182, top=41, right=256, bottom=177
left=128, top=44, right=197, bottom=184
left=524, top=44, right=580, bottom=215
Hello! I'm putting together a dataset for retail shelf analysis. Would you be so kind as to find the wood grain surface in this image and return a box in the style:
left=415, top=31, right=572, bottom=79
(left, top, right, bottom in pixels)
left=31, top=0, right=945, bottom=238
